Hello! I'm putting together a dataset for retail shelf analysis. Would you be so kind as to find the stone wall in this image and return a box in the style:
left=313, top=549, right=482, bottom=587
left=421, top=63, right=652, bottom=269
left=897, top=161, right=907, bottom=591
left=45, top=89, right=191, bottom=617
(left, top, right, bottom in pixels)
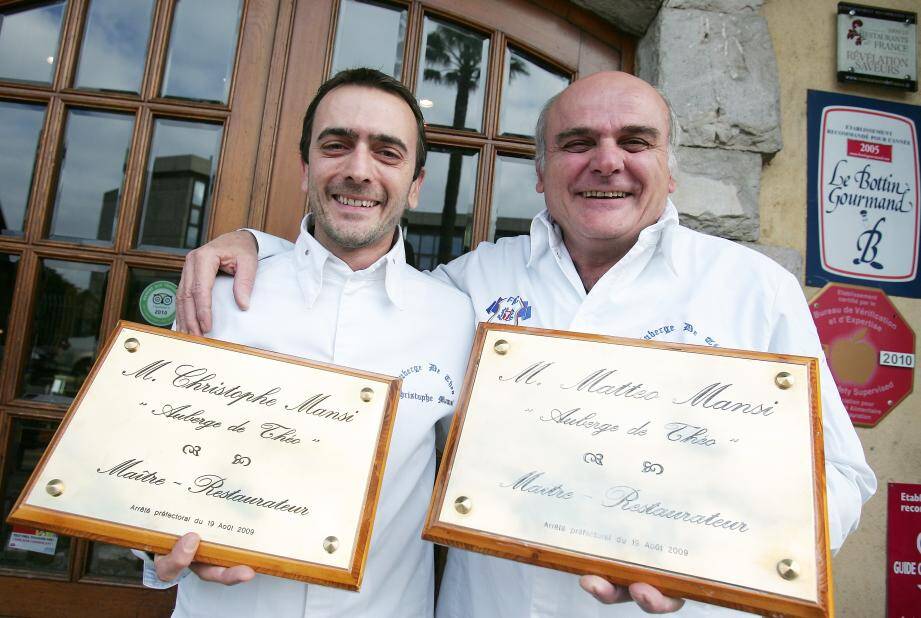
left=577, top=0, right=801, bottom=277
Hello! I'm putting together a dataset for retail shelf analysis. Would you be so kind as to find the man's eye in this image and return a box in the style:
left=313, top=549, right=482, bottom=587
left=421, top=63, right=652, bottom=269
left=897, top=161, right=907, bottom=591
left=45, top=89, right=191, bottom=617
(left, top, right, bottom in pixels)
left=562, top=141, right=592, bottom=152
left=322, top=142, right=347, bottom=152
left=621, top=139, right=650, bottom=152
left=378, top=149, right=401, bottom=160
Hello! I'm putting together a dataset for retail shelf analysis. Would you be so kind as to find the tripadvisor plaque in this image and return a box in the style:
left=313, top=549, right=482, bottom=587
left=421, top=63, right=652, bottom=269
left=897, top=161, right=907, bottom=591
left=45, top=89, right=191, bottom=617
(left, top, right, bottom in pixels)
left=8, top=322, right=400, bottom=590
left=424, top=324, right=831, bottom=617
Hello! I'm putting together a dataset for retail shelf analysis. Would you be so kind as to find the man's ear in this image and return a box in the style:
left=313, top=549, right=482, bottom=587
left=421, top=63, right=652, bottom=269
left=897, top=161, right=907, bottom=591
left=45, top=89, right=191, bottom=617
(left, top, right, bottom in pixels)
left=536, top=163, right=545, bottom=194
left=407, top=168, right=426, bottom=211
left=300, top=160, right=309, bottom=194
left=668, top=174, right=676, bottom=194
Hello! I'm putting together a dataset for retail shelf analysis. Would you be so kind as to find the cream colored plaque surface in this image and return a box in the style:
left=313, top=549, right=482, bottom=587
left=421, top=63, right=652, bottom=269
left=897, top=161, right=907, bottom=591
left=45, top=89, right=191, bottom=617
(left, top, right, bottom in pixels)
left=432, top=326, right=826, bottom=609
left=10, top=323, right=399, bottom=588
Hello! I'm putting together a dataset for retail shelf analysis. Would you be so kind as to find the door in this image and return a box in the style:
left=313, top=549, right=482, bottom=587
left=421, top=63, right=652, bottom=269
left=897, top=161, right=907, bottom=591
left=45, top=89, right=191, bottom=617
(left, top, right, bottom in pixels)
left=0, top=0, right=278, bottom=614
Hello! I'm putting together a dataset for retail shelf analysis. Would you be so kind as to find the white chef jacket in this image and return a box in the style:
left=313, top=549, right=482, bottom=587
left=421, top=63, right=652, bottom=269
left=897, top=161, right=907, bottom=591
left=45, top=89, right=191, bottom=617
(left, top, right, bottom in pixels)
left=250, top=201, right=876, bottom=618
left=137, top=216, right=475, bottom=618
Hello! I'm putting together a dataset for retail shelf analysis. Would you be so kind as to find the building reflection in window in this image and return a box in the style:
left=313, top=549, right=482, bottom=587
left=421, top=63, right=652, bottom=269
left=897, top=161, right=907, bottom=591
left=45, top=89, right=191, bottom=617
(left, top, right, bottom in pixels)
left=0, top=253, right=18, bottom=367
left=20, top=260, right=109, bottom=404
left=490, top=154, right=544, bottom=240
left=406, top=145, right=478, bottom=271
left=137, top=118, right=222, bottom=252
left=0, top=418, right=71, bottom=574
left=48, top=108, right=134, bottom=244
left=0, top=101, right=46, bottom=236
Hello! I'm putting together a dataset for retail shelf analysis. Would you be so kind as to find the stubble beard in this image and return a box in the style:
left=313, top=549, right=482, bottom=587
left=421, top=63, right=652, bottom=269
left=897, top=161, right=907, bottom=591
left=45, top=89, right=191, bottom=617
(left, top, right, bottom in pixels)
left=309, top=182, right=407, bottom=250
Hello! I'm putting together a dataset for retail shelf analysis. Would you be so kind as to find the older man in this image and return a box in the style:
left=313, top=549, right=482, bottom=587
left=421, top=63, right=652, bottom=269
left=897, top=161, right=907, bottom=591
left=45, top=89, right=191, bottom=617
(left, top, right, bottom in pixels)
left=176, top=71, right=875, bottom=617
left=137, top=68, right=475, bottom=617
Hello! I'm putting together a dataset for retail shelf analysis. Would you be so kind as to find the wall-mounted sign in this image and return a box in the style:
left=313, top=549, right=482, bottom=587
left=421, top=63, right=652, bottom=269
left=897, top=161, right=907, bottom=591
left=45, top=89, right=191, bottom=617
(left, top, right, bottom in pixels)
left=837, top=2, right=917, bottom=91
left=810, top=283, right=914, bottom=427
left=887, top=483, right=921, bottom=616
left=807, top=90, right=921, bottom=298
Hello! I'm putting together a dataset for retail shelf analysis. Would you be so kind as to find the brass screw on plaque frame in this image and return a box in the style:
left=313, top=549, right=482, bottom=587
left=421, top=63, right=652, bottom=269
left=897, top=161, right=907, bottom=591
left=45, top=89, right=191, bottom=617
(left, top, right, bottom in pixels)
left=46, top=479, right=65, bottom=497
left=493, top=339, right=510, bottom=355
left=776, top=558, right=799, bottom=580
left=323, top=536, right=339, bottom=553
left=454, top=496, right=472, bottom=514
left=124, top=338, right=140, bottom=352
left=360, top=387, right=374, bottom=402
left=774, top=372, right=794, bottom=389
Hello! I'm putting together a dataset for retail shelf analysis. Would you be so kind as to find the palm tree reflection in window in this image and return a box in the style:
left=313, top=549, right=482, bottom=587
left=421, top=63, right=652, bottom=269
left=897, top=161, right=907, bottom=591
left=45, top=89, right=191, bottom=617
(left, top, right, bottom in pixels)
left=420, top=23, right=527, bottom=266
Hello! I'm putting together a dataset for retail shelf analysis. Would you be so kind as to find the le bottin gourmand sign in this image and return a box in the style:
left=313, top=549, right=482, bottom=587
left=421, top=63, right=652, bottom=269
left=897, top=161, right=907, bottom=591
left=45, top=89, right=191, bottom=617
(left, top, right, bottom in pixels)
left=7, top=322, right=400, bottom=591
left=806, top=90, right=921, bottom=298
left=425, top=324, right=831, bottom=618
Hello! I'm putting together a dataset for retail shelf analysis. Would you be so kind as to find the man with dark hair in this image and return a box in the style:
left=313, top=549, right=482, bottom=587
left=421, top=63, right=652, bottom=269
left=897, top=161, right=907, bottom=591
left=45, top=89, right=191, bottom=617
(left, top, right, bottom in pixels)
left=135, top=68, right=476, bottom=618
left=174, top=71, right=874, bottom=617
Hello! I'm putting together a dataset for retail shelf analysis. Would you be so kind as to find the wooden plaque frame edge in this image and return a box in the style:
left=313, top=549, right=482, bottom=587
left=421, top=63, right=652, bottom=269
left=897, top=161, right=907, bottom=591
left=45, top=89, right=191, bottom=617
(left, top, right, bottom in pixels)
left=423, top=322, right=832, bottom=617
left=6, top=320, right=403, bottom=592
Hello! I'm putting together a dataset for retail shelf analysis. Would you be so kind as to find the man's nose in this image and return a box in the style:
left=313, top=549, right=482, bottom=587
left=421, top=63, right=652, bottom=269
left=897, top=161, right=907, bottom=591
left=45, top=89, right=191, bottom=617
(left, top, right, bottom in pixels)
left=343, top=145, right=374, bottom=182
left=592, top=140, right=625, bottom=176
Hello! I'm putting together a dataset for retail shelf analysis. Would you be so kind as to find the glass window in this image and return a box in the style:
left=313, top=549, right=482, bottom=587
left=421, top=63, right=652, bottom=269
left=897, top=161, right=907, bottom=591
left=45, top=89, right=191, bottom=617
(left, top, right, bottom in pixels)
left=74, top=0, right=156, bottom=94
left=331, top=0, right=406, bottom=79
left=124, top=268, right=180, bottom=328
left=416, top=17, right=488, bottom=132
left=161, top=0, right=243, bottom=104
left=0, top=418, right=71, bottom=575
left=0, top=101, right=45, bottom=236
left=20, top=260, right=109, bottom=403
left=407, top=145, right=478, bottom=271
left=48, top=109, right=135, bottom=244
left=137, top=118, right=223, bottom=252
left=0, top=253, right=19, bottom=366
left=0, top=1, right=66, bottom=84
left=499, top=47, right=570, bottom=138
left=490, top=154, right=544, bottom=240
left=85, top=542, right=142, bottom=583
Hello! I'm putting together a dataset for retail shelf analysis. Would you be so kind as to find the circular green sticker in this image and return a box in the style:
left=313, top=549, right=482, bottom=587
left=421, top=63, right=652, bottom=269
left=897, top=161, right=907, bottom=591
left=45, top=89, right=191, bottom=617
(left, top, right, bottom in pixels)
left=139, top=280, right=178, bottom=326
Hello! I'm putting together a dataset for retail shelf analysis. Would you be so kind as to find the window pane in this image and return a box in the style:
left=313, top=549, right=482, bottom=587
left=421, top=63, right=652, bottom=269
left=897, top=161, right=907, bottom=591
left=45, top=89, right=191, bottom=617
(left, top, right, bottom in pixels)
left=331, top=0, right=406, bottom=78
left=499, top=47, right=569, bottom=138
left=416, top=17, right=488, bottom=132
left=0, top=418, right=72, bottom=575
left=161, top=0, right=242, bottom=104
left=490, top=154, right=543, bottom=240
left=0, top=101, right=45, bottom=236
left=137, top=118, right=223, bottom=252
left=124, top=268, right=179, bottom=328
left=408, top=145, right=478, bottom=270
left=0, top=1, right=65, bottom=84
left=85, top=542, right=141, bottom=583
left=48, top=109, right=134, bottom=244
left=21, top=260, right=109, bottom=403
left=74, top=0, right=155, bottom=93
left=0, top=254, right=19, bottom=366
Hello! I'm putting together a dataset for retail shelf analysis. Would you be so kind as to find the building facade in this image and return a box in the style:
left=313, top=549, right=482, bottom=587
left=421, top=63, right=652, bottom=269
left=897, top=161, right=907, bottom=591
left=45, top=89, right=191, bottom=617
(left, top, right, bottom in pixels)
left=0, top=0, right=917, bottom=616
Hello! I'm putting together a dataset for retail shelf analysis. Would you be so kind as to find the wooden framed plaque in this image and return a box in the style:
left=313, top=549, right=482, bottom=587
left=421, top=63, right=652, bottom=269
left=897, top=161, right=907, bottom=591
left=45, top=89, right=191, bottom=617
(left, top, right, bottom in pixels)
left=7, top=321, right=401, bottom=591
left=424, top=323, right=832, bottom=617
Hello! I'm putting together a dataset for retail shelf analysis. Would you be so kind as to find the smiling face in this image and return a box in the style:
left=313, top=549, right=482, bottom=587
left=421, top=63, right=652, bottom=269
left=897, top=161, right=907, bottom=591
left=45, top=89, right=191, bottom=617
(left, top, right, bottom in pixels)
left=537, top=72, right=676, bottom=260
left=302, top=85, right=423, bottom=260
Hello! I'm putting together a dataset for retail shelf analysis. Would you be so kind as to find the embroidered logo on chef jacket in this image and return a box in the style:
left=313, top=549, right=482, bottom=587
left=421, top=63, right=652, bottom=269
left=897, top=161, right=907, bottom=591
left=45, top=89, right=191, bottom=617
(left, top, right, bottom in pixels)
left=398, top=363, right=458, bottom=407
left=641, top=320, right=720, bottom=348
left=485, top=295, right=533, bottom=325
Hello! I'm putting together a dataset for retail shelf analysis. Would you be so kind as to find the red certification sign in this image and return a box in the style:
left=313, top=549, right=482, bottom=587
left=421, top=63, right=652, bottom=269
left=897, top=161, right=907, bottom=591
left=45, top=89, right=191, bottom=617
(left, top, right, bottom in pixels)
left=810, top=283, right=915, bottom=426
left=888, top=483, right=921, bottom=618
